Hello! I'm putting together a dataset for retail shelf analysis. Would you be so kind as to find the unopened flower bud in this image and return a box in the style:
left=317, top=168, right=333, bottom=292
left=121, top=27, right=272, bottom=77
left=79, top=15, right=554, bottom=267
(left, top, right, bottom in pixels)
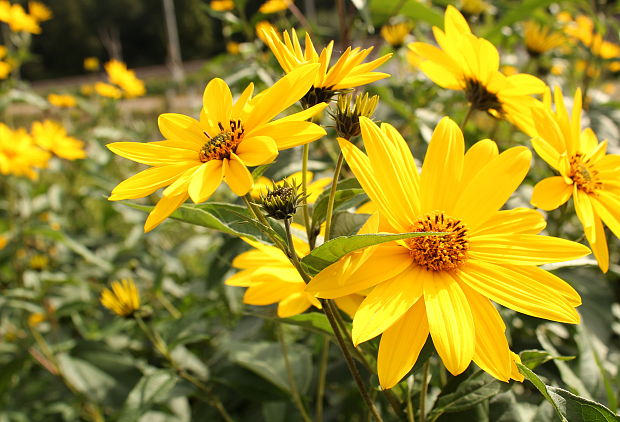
left=332, top=92, right=379, bottom=139
left=260, top=180, right=306, bottom=220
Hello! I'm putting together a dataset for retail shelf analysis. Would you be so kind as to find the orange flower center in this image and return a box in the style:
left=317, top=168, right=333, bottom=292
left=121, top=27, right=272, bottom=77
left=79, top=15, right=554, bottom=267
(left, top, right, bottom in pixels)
left=568, top=153, right=601, bottom=194
left=405, top=211, right=469, bottom=272
left=199, top=120, right=245, bottom=162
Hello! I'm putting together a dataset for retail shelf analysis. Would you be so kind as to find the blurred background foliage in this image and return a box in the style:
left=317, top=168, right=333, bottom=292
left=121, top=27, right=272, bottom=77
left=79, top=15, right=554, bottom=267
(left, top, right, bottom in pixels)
left=1, top=0, right=620, bottom=421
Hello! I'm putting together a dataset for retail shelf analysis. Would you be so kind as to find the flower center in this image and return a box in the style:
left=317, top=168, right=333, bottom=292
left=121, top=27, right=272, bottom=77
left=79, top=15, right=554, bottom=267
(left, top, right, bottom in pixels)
left=199, top=120, right=244, bottom=162
left=568, top=153, right=601, bottom=194
left=464, top=78, right=503, bottom=113
left=405, top=211, right=469, bottom=272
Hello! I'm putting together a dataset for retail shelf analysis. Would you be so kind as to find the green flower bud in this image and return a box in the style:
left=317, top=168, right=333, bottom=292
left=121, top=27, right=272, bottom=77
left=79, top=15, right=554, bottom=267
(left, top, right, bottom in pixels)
left=260, top=180, right=306, bottom=220
left=331, top=92, right=379, bottom=139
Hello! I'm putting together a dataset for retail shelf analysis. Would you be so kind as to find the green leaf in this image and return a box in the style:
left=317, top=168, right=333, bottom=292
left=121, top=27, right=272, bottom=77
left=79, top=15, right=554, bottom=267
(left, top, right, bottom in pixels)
left=311, top=188, right=366, bottom=227
left=117, top=369, right=177, bottom=422
left=126, top=201, right=284, bottom=243
left=284, top=312, right=333, bottom=335
left=518, top=363, right=619, bottom=422
left=520, top=349, right=573, bottom=370
left=301, top=231, right=443, bottom=276
left=369, top=0, right=442, bottom=27
left=483, top=0, right=557, bottom=42
left=428, top=371, right=501, bottom=420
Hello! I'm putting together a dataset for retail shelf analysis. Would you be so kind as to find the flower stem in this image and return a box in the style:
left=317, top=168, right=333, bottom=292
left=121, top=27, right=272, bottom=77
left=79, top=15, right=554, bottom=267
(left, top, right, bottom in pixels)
left=277, top=324, right=313, bottom=422
left=301, top=143, right=313, bottom=247
left=419, top=360, right=430, bottom=422
left=324, top=152, right=344, bottom=242
left=242, top=194, right=287, bottom=252
left=316, top=336, right=330, bottom=422
left=284, top=218, right=311, bottom=283
left=460, top=104, right=474, bottom=130
left=321, top=298, right=384, bottom=422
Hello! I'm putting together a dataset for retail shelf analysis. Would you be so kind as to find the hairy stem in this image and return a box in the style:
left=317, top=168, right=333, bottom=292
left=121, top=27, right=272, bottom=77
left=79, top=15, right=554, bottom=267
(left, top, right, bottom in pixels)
left=324, top=152, right=344, bottom=242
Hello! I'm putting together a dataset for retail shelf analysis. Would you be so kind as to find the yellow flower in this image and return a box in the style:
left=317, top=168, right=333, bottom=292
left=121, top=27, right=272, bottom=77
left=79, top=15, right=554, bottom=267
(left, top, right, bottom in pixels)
left=550, top=63, right=564, bottom=75
left=95, top=81, right=122, bottom=99
left=564, top=14, right=620, bottom=60
left=83, top=56, right=100, bottom=71
left=47, top=93, right=77, bottom=108
left=31, top=120, right=86, bottom=160
left=80, top=84, right=94, bottom=95
left=255, top=20, right=277, bottom=43
left=226, top=41, right=240, bottom=55
left=0, top=234, right=8, bottom=249
left=251, top=171, right=331, bottom=203
left=0, top=45, right=6, bottom=59
left=100, top=279, right=141, bottom=317
left=306, top=116, right=590, bottom=389
left=29, top=254, right=48, bottom=270
left=523, top=21, right=564, bottom=55
left=28, top=312, right=46, bottom=327
left=530, top=87, right=619, bottom=273
left=107, top=64, right=326, bottom=232
left=260, top=27, right=392, bottom=105
left=259, top=0, right=290, bottom=14
left=0, top=123, right=50, bottom=179
left=226, top=232, right=321, bottom=317
left=28, top=1, right=52, bottom=22
left=210, top=0, right=234, bottom=11
left=409, top=6, right=546, bottom=136
left=381, top=22, right=412, bottom=48
left=104, top=59, right=146, bottom=98
left=1, top=3, right=40, bottom=33
left=0, top=60, right=9, bottom=79
left=460, top=0, right=489, bottom=15
left=500, top=65, right=518, bottom=76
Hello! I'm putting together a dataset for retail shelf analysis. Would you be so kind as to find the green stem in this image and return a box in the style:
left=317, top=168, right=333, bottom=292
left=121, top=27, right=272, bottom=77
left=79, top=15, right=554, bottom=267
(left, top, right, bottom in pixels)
left=284, top=218, right=311, bottom=283
left=277, top=324, right=313, bottom=422
left=419, top=360, right=430, bottom=422
left=301, top=144, right=313, bottom=247
left=242, top=194, right=287, bottom=252
left=324, top=152, right=344, bottom=242
left=316, top=336, right=330, bottom=422
left=407, top=388, right=415, bottom=422
left=460, top=103, right=474, bottom=130
left=321, top=299, right=384, bottom=422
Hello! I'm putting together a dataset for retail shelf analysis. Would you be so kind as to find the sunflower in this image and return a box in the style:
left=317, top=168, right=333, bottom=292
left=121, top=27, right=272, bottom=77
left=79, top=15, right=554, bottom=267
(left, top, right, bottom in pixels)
left=31, top=120, right=86, bottom=160
left=108, top=64, right=327, bottom=232
left=104, top=59, right=146, bottom=98
left=100, top=279, right=141, bottom=317
left=530, top=87, right=620, bottom=273
left=0, top=123, right=50, bottom=180
left=259, top=27, right=392, bottom=106
left=305, top=116, right=590, bottom=389
left=409, top=6, right=546, bottom=136
left=523, top=20, right=564, bottom=56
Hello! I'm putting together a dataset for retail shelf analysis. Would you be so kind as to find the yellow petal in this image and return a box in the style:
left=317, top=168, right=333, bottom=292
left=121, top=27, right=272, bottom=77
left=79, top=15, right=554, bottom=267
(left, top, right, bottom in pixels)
left=573, top=187, right=596, bottom=241
left=277, top=292, right=314, bottom=317
left=531, top=176, right=573, bottom=211
left=144, top=193, right=188, bottom=232
left=352, top=264, right=424, bottom=345
left=420, top=117, right=464, bottom=214
left=591, top=191, right=620, bottom=239
left=224, top=154, right=253, bottom=196
left=158, top=113, right=205, bottom=149
left=462, top=139, right=498, bottom=182
left=458, top=261, right=580, bottom=323
left=454, top=146, right=531, bottom=231
left=109, top=162, right=195, bottom=200
left=531, top=135, right=562, bottom=170
left=377, top=300, right=429, bottom=389
left=507, top=265, right=581, bottom=306
left=244, top=281, right=303, bottom=305
left=587, top=214, right=609, bottom=273
left=471, top=208, right=546, bottom=236
left=202, top=78, right=232, bottom=133
left=107, top=142, right=198, bottom=166
left=468, top=233, right=591, bottom=265
left=424, top=271, right=475, bottom=375
left=188, top=160, right=224, bottom=203
left=248, top=120, right=326, bottom=151
left=235, top=135, right=278, bottom=166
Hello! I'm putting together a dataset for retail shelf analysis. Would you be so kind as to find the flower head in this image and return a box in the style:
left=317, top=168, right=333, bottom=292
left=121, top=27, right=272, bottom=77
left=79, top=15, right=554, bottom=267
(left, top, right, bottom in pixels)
left=409, top=6, right=546, bottom=135
left=381, top=22, right=412, bottom=48
left=259, top=0, right=291, bottom=14
left=260, top=179, right=305, bottom=220
left=47, top=93, right=77, bottom=108
left=306, top=116, right=590, bottom=389
left=31, top=120, right=86, bottom=160
left=95, top=82, right=122, bottom=99
left=210, top=0, right=234, bottom=11
left=0, top=123, right=50, bottom=179
left=332, top=91, right=379, bottom=139
left=0, top=3, right=40, bottom=33
left=251, top=171, right=331, bottom=203
left=100, top=279, right=141, bottom=317
left=523, top=21, right=564, bottom=56
left=530, top=87, right=619, bottom=273
left=104, top=60, right=146, bottom=98
left=83, top=57, right=100, bottom=71
left=107, top=64, right=326, bottom=232
left=260, top=27, right=392, bottom=106
left=28, top=1, right=51, bottom=22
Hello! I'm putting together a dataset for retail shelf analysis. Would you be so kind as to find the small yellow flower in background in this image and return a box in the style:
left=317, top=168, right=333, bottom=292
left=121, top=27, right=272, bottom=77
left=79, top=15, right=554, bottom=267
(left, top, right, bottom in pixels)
left=83, top=57, right=100, bottom=72
left=259, top=0, right=290, bottom=14
left=31, top=120, right=86, bottom=160
left=80, top=84, right=94, bottom=95
left=104, top=59, right=146, bottom=98
left=550, top=62, right=564, bottom=75
left=306, top=116, right=590, bottom=389
left=260, top=27, right=392, bottom=106
left=564, top=14, right=620, bottom=61
left=255, top=21, right=277, bottom=43
left=107, top=64, right=327, bottom=232
left=28, top=1, right=51, bottom=22
left=210, top=0, right=234, bottom=11
left=47, top=93, right=77, bottom=108
left=28, top=312, right=46, bottom=327
left=523, top=21, right=564, bottom=56
left=29, top=254, right=48, bottom=270
left=94, top=81, right=122, bottom=99
left=0, top=3, right=40, bottom=33
left=500, top=65, right=518, bottom=76
left=381, top=22, right=412, bottom=48
left=251, top=171, right=331, bottom=203
left=226, top=41, right=240, bottom=55
left=0, top=234, right=8, bottom=249
left=530, top=87, right=620, bottom=273
left=100, top=279, right=141, bottom=317
left=460, top=0, right=490, bottom=15
left=409, top=6, right=546, bottom=135
left=0, top=60, right=10, bottom=79
left=0, top=123, right=50, bottom=179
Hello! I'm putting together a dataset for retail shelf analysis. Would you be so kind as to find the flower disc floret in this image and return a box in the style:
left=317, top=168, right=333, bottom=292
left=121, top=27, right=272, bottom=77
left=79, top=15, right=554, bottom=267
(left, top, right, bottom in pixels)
left=567, top=153, right=601, bottom=194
